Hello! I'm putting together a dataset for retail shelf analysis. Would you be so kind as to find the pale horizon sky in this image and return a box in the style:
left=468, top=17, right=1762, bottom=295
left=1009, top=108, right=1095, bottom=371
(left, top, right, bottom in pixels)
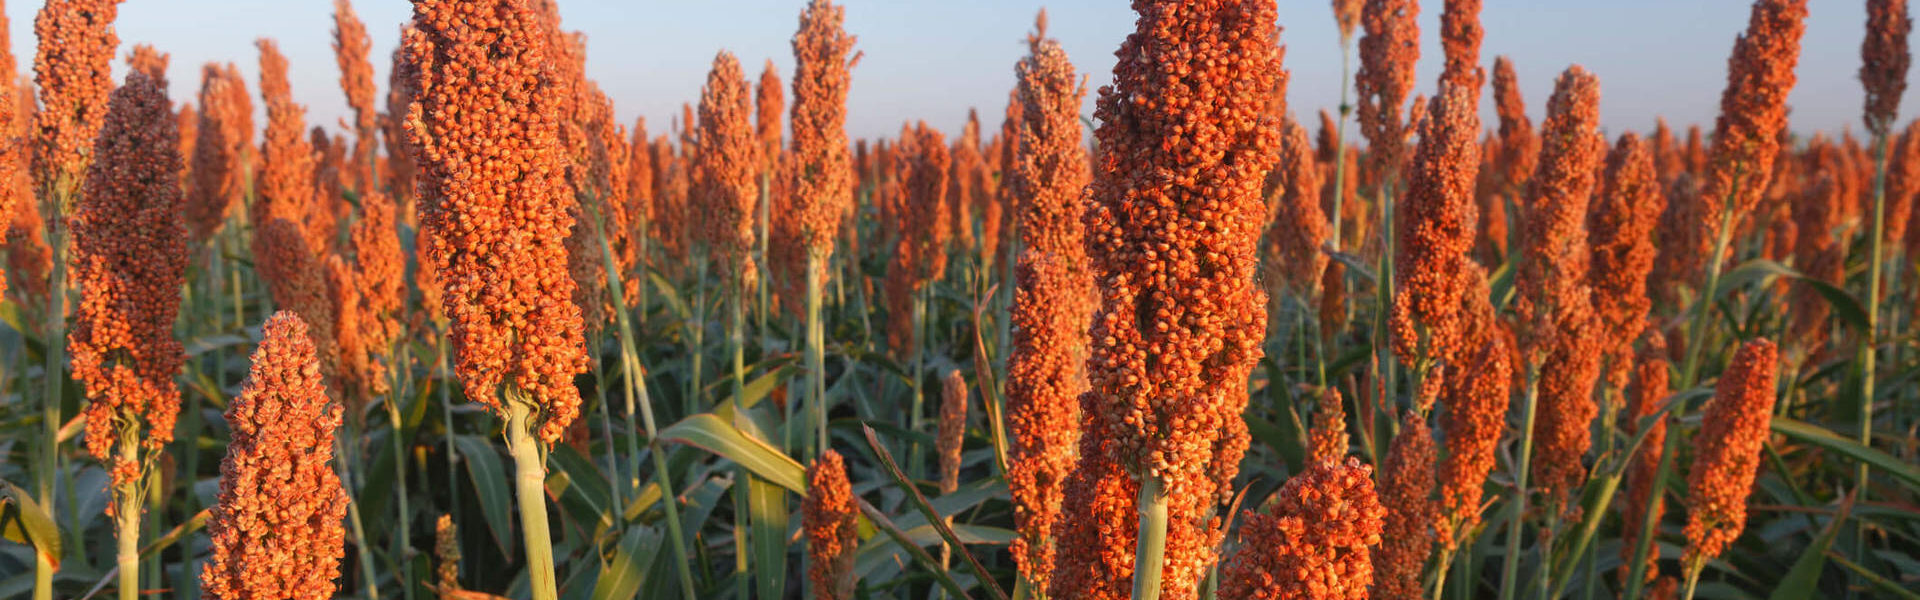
left=0, top=1, right=1898, bottom=146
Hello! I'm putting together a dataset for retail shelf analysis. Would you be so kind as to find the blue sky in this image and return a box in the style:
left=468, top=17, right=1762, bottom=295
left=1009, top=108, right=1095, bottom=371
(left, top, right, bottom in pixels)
left=1, top=1, right=1892, bottom=145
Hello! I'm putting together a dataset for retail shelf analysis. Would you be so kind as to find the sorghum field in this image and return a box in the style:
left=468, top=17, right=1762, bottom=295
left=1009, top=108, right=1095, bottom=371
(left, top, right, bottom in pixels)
left=0, top=0, right=1917, bottom=598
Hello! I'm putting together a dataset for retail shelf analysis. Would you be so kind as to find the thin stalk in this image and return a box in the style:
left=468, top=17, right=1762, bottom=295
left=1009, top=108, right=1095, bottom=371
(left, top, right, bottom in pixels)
left=504, top=397, right=558, bottom=600
left=1622, top=411, right=1680, bottom=599
left=114, top=433, right=139, bottom=600
left=1497, top=366, right=1542, bottom=600
left=591, top=331, right=625, bottom=516
left=806, top=253, right=827, bottom=456
left=1329, top=36, right=1353, bottom=252
left=341, top=439, right=381, bottom=600
left=1856, top=132, right=1890, bottom=594
left=384, top=357, right=414, bottom=600
left=758, top=172, right=771, bottom=331
left=1680, top=558, right=1704, bottom=600
left=907, top=284, right=928, bottom=479
left=592, top=216, right=699, bottom=600
left=1431, top=548, right=1453, bottom=600
left=689, top=252, right=709, bottom=413
left=35, top=204, right=69, bottom=600
left=1131, top=477, right=1169, bottom=600
left=438, top=336, right=461, bottom=525
left=730, top=274, right=750, bottom=600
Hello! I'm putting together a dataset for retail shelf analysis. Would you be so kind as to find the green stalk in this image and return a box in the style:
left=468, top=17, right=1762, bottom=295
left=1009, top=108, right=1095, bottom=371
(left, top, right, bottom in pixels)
left=1131, top=477, right=1169, bottom=600
left=1497, top=366, right=1541, bottom=600
left=341, top=439, right=382, bottom=599
left=384, top=351, right=415, bottom=600
left=907, top=284, right=928, bottom=479
left=1328, top=37, right=1353, bottom=252
left=689, top=252, right=709, bottom=413
left=114, top=431, right=140, bottom=600
left=730, top=274, right=751, bottom=600
left=35, top=198, right=69, bottom=600
left=504, top=397, right=558, bottom=600
left=1679, top=557, right=1704, bottom=600
left=591, top=331, right=625, bottom=515
left=438, top=336, right=461, bottom=524
left=1855, top=131, right=1891, bottom=595
left=806, top=253, right=827, bottom=457
left=592, top=215, right=698, bottom=600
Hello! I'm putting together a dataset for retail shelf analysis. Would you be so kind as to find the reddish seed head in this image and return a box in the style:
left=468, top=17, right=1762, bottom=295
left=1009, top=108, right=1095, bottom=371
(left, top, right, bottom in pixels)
left=1333, top=0, right=1363, bottom=43
left=350, top=190, right=404, bottom=363
left=384, top=39, right=419, bottom=204
left=254, top=39, right=326, bottom=251
left=790, top=0, right=857, bottom=259
left=1684, top=338, right=1778, bottom=566
left=201, top=312, right=349, bottom=600
left=1309, top=387, right=1351, bottom=464
left=255, top=218, right=337, bottom=379
left=1700, top=0, right=1809, bottom=260
left=1436, top=265, right=1512, bottom=549
left=1051, top=1, right=1282, bottom=597
left=1439, top=0, right=1484, bottom=100
left=1491, top=56, right=1537, bottom=193
left=125, top=44, right=168, bottom=89
left=1004, top=17, right=1092, bottom=589
left=0, top=0, right=17, bottom=299
left=1392, top=81, right=1481, bottom=388
left=805, top=450, right=859, bottom=600
left=404, top=0, right=590, bottom=444
left=32, top=0, right=123, bottom=209
left=938, top=370, right=968, bottom=494
left=1218, top=457, right=1385, bottom=600
left=757, top=60, right=784, bottom=168
left=1266, top=116, right=1330, bottom=299
left=1355, top=0, right=1419, bottom=172
left=1588, top=134, right=1664, bottom=396
left=1862, top=0, right=1911, bottom=136
left=1619, top=329, right=1670, bottom=589
left=70, top=71, right=187, bottom=492
left=1373, top=412, right=1437, bottom=599
left=332, top=0, right=377, bottom=194
left=698, top=51, right=762, bottom=288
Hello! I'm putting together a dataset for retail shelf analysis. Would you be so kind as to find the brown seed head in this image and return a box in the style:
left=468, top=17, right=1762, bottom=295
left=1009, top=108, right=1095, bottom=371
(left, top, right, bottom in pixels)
left=434, top=514, right=462, bottom=592
left=0, top=1, right=16, bottom=299
left=255, top=218, right=337, bottom=381
left=71, top=71, right=186, bottom=491
left=351, top=190, right=404, bottom=363
left=805, top=450, right=859, bottom=600
left=1267, top=117, right=1330, bottom=298
left=1436, top=265, right=1511, bottom=549
left=405, top=0, right=589, bottom=443
left=384, top=39, right=418, bottom=204
left=201, top=312, right=349, bottom=600
left=254, top=39, right=325, bottom=249
left=32, top=0, right=123, bottom=211
left=1052, top=1, right=1282, bottom=596
left=1309, top=387, right=1350, bottom=464
left=1333, top=0, right=1363, bottom=43
left=1619, top=329, right=1670, bottom=589
left=757, top=59, right=784, bottom=168
left=698, top=51, right=762, bottom=285
left=791, top=0, right=857, bottom=259
left=1373, top=412, right=1437, bottom=599
left=938, top=369, right=968, bottom=494
left=1439, top=0, right=1484, bottom=101
left=1491, top=56, right=1537, bottom=193
left=125, top=44, right=167, bottom=90
left=1684, top=338, right=1778, bottom=565
left=1892, top=122, right=1920, bottom=257
left=1218, top=457, right=1385, bottom=600
left=1863, top=0, right=1911, bottom=136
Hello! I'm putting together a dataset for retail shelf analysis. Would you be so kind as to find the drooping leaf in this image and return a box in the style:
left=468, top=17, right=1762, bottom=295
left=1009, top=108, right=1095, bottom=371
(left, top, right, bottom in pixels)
left=452, top=434, right=515, bottom=557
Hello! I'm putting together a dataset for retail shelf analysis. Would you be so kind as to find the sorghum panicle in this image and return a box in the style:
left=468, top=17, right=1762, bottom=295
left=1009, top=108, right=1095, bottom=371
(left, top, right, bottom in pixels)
left=1218, top=457, right=1385, bottom=600
left=1373, top=412, right=1437, bottom=599
left=1862, top=0, right=1911, bottom=136
left=1439, top=0, right=1483, bottom=98
left=806, top=449, right=859, bottom=600
left=1435, top=264, right=1511, bottom=548
left=1391, top=81, right=1480, bottom=393
left=1354, top=0, right=1419, bottom=172
left=1052, top=1, right=1281, bottom=597
left=1490, top=56, right=1537, bottom=193
left=332, top=0, right=377, bottom=193
left=1699, top=0, right=1808, bottom=263
left=1266, top=116, right=1330, bottom=299
left=1309, top=387, right=1350, bottom=464
left=201, top=312, right=349, bottom=600
left=1620, top=329, right=1670, bottom=589
left=697, top=50, right=762, bottom=289
left=938, top=369, right=968, bottom=494
left=253, top=39, right=325, bottom=249
left=32, top=0, right=123, bottom=208
left=1588, top=133, right=1664, bottom=396
left=790, top=0, right=857, bottom=260
left=1517, top=66, right=1606, bottom=502
left=70, top=70, right=186, bottom=491
left=404, top=0, right=591, bottom=443
left=1684, top=338, right=1778, bottom=566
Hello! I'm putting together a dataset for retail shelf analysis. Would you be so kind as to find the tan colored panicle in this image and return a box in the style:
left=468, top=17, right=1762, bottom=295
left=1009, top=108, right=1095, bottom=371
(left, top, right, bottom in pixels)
left=1516, top=66, right=1606, bottom=503
left=434, top=514, right=462, bottom=593
left=757, top=60, right=784, bottom=166
left=332, top=0, right=377, bottom=194
left=1698, top=0, right=1808, bottom=265
left=1355, top=0, right=1419, bottom=172
left=70, top=71, right=186, bottom=493
left=1391, top=81, right=1480, bottom=394
left=790, top=0, right=857, bottom=260
left=201, top=312, right=348, bottom=600
left=1863, top=0, right=1911, bottom=136
left=1309, top=387, right=1350, bottom=464
left=1004, top=18, right=1091, bottom=590
left=1684, top=338, right=1778, bottom=566
left=1619, top=329, right=1670, bottom=590
left=32, top=0, right=123, bottom=211
left=1491, top=56, right=1538, bottom=193
left=1439, top=0, right=1484, bottom=100
left=805, top=450, right=859, bottom=600
left=938, top=370, right=968, bottom=494
left=1218, top=457, right=1385, bottom=600
left=1373, top=412, right=1437, bottom=599
left=404, top=0, right=590, bottom=443
left=1436, top=264, right=1511, bottom=549
left=1266, top=116, right=1330, bottom=299
left=254, top=39, right=324, bottom=251
left=1051, top=1, right=1281, bottom=597
left=1333, top=0, right=1363, bottom=43
left=698, top=51, right=762, bottom=290
left=1588, top=133, right=1665, bottom=397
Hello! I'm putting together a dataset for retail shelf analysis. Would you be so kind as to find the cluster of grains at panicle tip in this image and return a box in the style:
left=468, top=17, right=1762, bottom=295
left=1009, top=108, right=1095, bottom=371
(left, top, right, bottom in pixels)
left=1219, top=457, right=1384, bottom=600
left=697, top=51, right=762, bottom=289
left=252, top=38, right=323, bottom=248
left=805, top=450, right=859, bottom=600
left=1587, top=133, right=1664, bottom=396
left=32, top=0, right=123, bottom=206
left=938, top=369, right=968, bottom=494
left=332, top=0, right=377, bottom=192
left=1390, top=81, right=1480, bottom=394
left=790, top=0, right=856, bottom=258
left=1354, top=0, right=1419, bottom=172
left=1308, top=387, right=1349, bottom=464
left=1861, top=0, right=1910, bottom=136
left=1698, top=0, right=1808, bottom=263
left=186, top=65, right=244, bottom=244
left=403, top=0, right=589, bottom=443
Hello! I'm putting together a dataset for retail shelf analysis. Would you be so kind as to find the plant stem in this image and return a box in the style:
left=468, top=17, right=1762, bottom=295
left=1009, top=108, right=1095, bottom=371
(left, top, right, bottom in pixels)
left=690, top=252, right=709, bottom=413
left=1131, top=476, right=1169, bottom=600
left=1680, top=558, right=1704, bottom=600
left=1497, top=366, right=1541, bottom=600
left=36, top=205, right=69, bottom=600
left=385, top=364, right=414, bottom=600
left=115, top=433, right=139, bottom=600
left=341, top=438, right=381, bottom=600
left=1329, top=36, right=1352, bottom=252
left=1855, top=131, right=1890, bottom=598
left=504, top=398, right=558, bottom=600
left=807, top=253, right=827, bottom=456
left=907, top=284, right=928, bottom=479
left=438, top=336, right=461, bottom=525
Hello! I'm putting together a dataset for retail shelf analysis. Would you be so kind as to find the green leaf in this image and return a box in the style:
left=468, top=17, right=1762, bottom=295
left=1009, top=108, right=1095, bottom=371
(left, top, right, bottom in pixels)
left=748, top=476, right=788, bottom=600
left=1716, top=259, right=1868, bottom=332
left=0, top=481, right=61, bottom=568
left=548, top=444, right=615, bottom=530
left=590, top=525, right=662, bottom=600
left=1768, top=495, right=1849, bottom=600
left=1770, top=418, right=1920, bottom=488
left=659, top=414, right=805, bottom=493
left=452, top=434, right=516, bottom=557
left=183, top=334, right=251, bottom=357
